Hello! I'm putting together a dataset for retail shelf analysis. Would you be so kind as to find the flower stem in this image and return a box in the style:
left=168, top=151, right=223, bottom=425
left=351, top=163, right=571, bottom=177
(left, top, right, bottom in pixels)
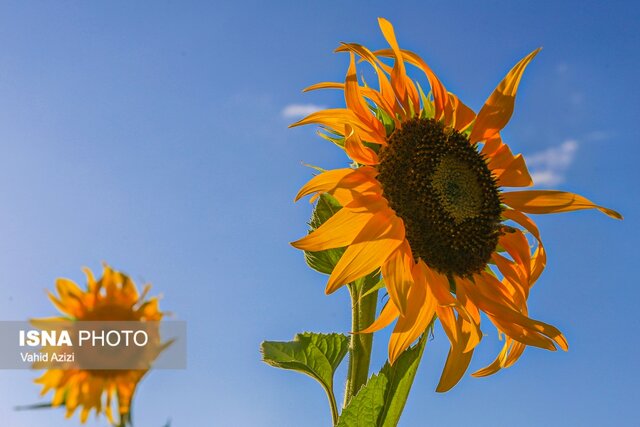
left=343, top=278, right=378, bottom=408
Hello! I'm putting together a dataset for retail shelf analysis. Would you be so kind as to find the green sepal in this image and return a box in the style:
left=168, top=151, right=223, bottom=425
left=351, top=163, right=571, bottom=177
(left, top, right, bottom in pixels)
left=417, top=83, right=434, bottom=119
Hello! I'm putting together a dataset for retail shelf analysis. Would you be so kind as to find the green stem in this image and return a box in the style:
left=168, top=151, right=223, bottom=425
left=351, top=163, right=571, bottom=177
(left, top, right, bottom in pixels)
left=343, top=279, right=378, bottom=408
left=327, top=388, right=340, bottom=426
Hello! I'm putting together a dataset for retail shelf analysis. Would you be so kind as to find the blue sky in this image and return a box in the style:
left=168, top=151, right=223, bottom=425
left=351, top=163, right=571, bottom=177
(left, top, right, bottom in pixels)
left=0, top=1, right=637, bottom=426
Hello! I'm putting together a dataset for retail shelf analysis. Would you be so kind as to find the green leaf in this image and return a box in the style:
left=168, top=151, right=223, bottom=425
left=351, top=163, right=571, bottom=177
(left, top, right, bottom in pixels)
left=261, top=332, right=349, bottom=421
left=377, top=335, right=427, bottom=427
left=304, top=193, right=346, bottom=275
left=335, top=335, right=427, bottom=427
left=261, top=332, right=348, bottom=389
left=337, top=374, right=388, bottom=427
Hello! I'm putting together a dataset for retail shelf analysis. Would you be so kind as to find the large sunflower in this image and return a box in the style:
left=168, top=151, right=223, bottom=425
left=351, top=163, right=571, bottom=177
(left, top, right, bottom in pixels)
left=291, top=18, right=621, bottom=392
left=34, top=264, right=164, bottom=425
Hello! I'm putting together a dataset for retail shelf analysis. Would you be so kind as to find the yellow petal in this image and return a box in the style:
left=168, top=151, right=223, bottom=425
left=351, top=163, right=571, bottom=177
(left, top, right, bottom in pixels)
left=469, top=48, right=541, bottom=143
left=502, top=190, right=622, bottom=219
left=326, top=214, right=405, bottom=293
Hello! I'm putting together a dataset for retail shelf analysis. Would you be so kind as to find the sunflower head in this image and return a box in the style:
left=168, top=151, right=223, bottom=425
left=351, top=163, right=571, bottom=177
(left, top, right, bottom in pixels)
left=291, top=18, right=621, bottom=391
left=378, top=117, right=503, bottom=277
left=34, top=264, right=164, bottom=425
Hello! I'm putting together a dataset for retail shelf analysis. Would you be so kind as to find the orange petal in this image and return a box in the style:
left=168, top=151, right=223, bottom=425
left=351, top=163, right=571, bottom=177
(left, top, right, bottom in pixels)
left=502, top=190, right=622, bottom=219
left=421, top=262, right=457, bottom=307
left=375, top=47, right=449, bottom=120
left=388, top=263, right=436, bottom=364
left=290, top=108, right=386, bottom=145
left=472, top=339, right=512, bottom=377
left=359, top=300, right=400, bottom=333
left=502, top=209, right=547, bottom=284
left=344, top=124, right=380, bottom=165
left=499, top=228, right=532, bottom=284
left=291, top=208, right=375, bottom=251
left=436, top=305, right=458, bottom=344
left=345, top=53, right=386, bottom=139
left=462, top=275, right=568, bottom=351
left=469, top=48, right=541, bottom=143
left=381, top=240, right=414, bottom=315
left=435, top=288, right=480, bottom=392
left=487, top=139, right=533, bottom=187
left=326, top=214, right=405, bottom=293
left=335, top=43, right=399, bottom=121
left=436, top=340, right=474, bottom=393
left=377, top=18, right=420, bottom=117
left=295, top=167, right=380, bottom=205
left=448, top=93, right=475, bottom=132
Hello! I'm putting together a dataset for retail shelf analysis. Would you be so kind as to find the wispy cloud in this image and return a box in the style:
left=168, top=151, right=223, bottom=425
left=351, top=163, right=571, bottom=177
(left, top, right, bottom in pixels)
left=527, top=140, right=578, bottom=186
left=281, top=103, right=325, bottom=119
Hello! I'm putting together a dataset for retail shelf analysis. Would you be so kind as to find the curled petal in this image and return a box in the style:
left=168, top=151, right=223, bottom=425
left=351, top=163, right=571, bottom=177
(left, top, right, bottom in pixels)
left=290, top=108, right=386, bottom=145
left=503, top=209, right=546, bottom=284
left=345, top=53, right=387, bottom=140
left=377, top=18, right=420, bottom=117
left=470, top=48, right=541, bottom=143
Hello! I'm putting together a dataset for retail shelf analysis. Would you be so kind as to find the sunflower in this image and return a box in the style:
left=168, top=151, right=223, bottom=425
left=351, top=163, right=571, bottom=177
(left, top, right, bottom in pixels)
left=291, top=18, right=621, bottom=392
left=33, top=264, right=164, bottom=425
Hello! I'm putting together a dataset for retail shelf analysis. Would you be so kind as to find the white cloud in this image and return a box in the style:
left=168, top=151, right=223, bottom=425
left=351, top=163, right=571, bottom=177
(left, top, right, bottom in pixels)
left=281, top=103, right=325, bottom=119
left=526, top=140, right=578, bottom=187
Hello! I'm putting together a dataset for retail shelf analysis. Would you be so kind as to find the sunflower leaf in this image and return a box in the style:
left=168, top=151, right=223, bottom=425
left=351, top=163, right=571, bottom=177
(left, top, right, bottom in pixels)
left=260, top=332, right=349, bottom=413
left=377, top=335, right=427, bottom=427
left=304, top=193, right=346, bottom=275
left=337, top=374, right=388, bottom=427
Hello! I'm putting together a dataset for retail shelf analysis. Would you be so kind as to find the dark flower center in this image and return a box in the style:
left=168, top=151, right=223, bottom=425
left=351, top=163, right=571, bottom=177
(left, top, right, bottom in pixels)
left=377, top=118, right=503, bottom=277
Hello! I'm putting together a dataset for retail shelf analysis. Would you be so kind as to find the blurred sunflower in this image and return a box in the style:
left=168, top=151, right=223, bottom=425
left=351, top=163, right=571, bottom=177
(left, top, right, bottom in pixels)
left=291, top=18, right=621, bottom=391
left=33, top=264, right=164, bottom=425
